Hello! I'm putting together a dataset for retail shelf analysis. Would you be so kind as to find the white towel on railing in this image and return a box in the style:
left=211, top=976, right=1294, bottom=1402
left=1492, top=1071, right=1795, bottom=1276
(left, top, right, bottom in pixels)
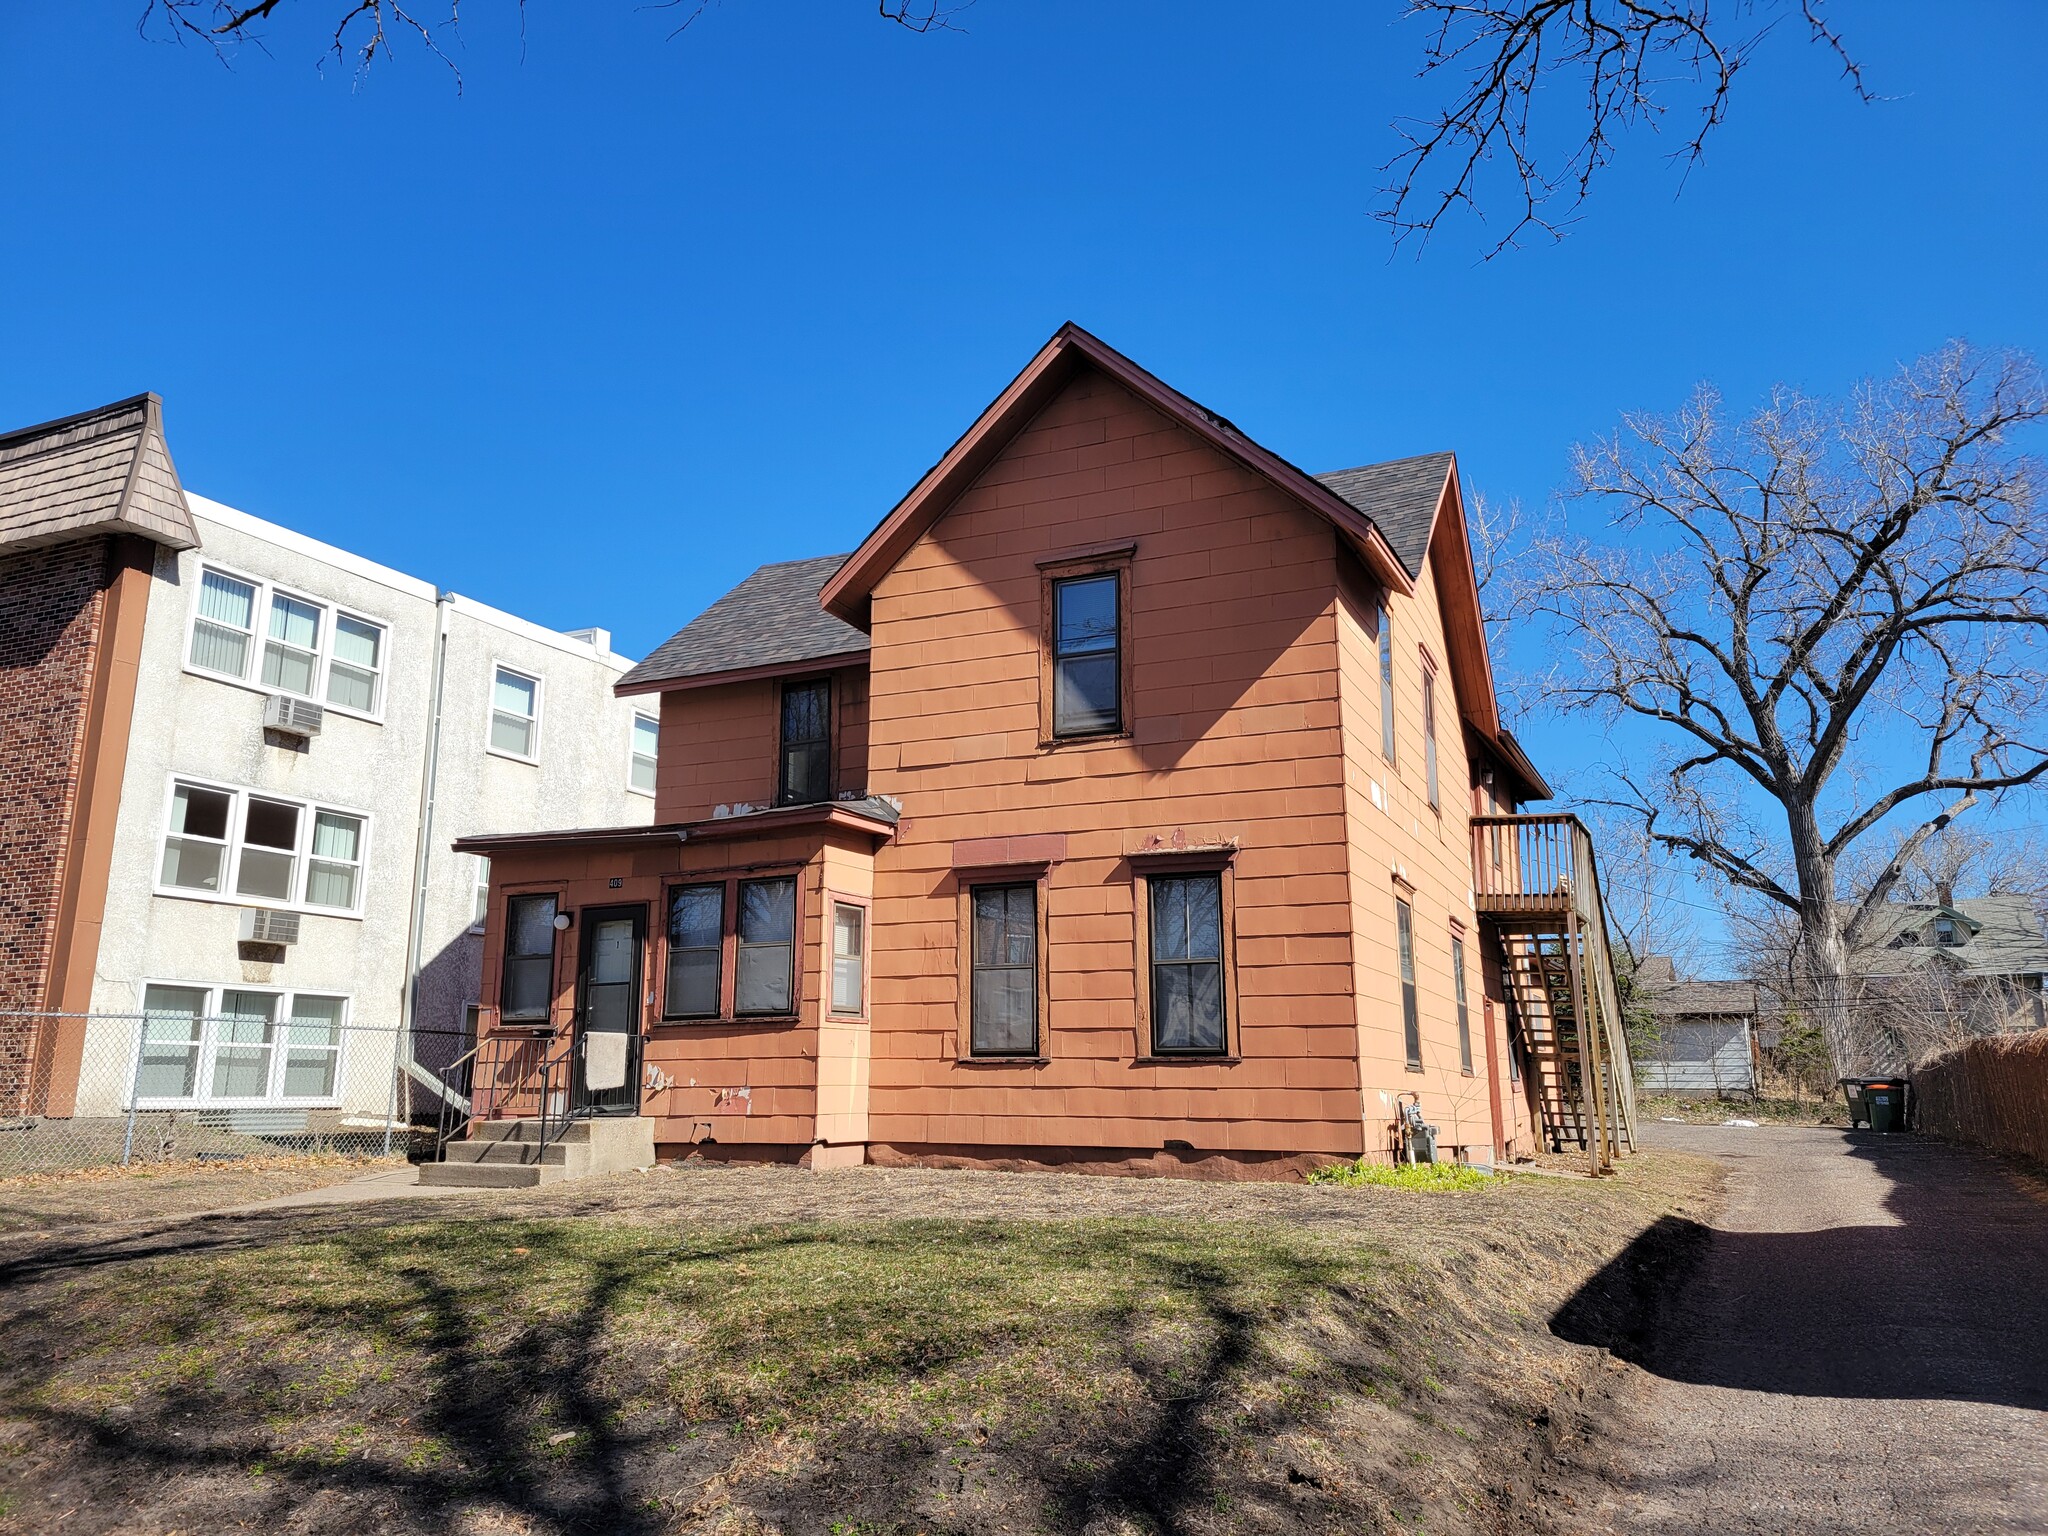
left=585, top=1031, right=628, bottom=1092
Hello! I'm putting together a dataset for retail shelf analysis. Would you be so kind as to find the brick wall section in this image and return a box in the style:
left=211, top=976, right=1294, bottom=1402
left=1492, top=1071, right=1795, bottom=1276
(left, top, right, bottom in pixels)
left=0, top=538, right=111, bottom=1107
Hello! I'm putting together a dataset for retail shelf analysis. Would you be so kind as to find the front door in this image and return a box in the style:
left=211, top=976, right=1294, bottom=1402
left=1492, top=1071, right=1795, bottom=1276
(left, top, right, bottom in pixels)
left=573, top=904, right=645, bottom=1115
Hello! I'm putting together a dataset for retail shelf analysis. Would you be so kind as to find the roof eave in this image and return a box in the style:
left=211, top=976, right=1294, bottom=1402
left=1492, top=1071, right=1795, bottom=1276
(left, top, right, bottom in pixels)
left=615, top=647, right=871, bottom=699
left=452, top=801, right=899, bottom=856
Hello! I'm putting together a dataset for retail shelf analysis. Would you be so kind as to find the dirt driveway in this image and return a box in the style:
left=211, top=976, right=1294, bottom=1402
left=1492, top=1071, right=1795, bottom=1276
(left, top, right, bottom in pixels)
left=1563, top=1124, right=2048, bottom=1535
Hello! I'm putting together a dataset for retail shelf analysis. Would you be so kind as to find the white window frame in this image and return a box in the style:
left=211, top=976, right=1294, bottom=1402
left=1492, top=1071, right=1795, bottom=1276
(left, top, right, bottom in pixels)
left=628, top=711, right=659, bottom=796
left=182, top=557, right=391, bottom=724
left=131, top=982, right=351, bottom=1110
left=470, top=855, right=492, bottom=934
left=487, top=662, right=543, bottom=764
left=153, top=773, right=373, bottom=919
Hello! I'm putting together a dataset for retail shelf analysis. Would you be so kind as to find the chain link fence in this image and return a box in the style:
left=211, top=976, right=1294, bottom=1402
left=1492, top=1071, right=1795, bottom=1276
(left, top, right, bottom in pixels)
left=0, top=1010, right=471, bottom=1177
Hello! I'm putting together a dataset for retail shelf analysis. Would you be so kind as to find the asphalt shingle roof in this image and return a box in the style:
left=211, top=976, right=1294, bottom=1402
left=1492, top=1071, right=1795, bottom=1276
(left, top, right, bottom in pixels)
left=616, top=554, right=869, bottom=692
left=1315, top=452, right=1454, bottom=580
left=1850, top=896, right=2048, bottom=980
left=0, top=394, right=198, bottom=554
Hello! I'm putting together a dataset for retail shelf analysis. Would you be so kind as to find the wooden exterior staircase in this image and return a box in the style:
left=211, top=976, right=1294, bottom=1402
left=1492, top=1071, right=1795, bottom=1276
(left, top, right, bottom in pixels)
left=1472, top=814, right=1638, bottom=1173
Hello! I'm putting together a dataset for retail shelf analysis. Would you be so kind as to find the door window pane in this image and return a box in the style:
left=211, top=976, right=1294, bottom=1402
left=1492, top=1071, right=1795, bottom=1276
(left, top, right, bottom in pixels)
left=261, top=593, right=322, bottom=696
left=631, top=714, right=659, bottom=793
left=665, top=883, right=723, bottom=1018
left=235, top=798, right=300, bottom=901
left=161, top=783, right=231, bottom=891
left=583, top=917, right=639, bottom=1033
left=137, top=985, right=206, bottom=1100
left=970, top=884, right=1037, bottom=1054
left=212, top=990, right=279, bottom=1098
left=283, top=995, right=344, bottom=1098
left=832, top=904, right=866, bottom=1015
left=735, top=877, right=796, bottom=1014
left=305, top=811, right=363, bottom=909
left=326, top=614, right=383, bottom=712
left=191, top=570, right=256, bottom=677
left=501, top=893, right=558, bottom=1020
left=1150, top=874, right=1226, bottom=1054
left=491, top=668, right=538, bottom=757
left=1052, top=573, right=1120, bottom=736
left=1398, top=899, right=1421, bottom=1068
left=778, top=681, right=831, bottom=805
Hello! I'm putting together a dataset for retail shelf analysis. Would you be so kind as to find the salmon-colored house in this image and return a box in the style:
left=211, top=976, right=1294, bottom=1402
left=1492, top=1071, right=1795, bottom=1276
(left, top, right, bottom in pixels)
left=446, top=326, right=1637, bottom=1182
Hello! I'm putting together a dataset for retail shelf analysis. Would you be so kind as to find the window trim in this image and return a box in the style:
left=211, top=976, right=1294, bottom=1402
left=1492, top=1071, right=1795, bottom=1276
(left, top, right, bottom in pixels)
left=1451, top=931, right=1473, bottom=1075
left=776, top=676, right=834, bottom=807
left=181, top=557, right=391, bottom=724
left=153, top=773, right=372, bottom=919
left=958, top=875, right=1048, bottom=1059
left=131, top=981, right=351, bottom=1109
left=497, top=890, right=563, bottom=1026
left=1131, top=852, right=1239, bottom=1061
left=1420, top=649, right=1441, bottom=811
left=660, top=880, right=727, bottom=1021
left=628, top=711, right=660, bottom=798
left=1397, top=895, right=1422, bottom=1071
left=653, top=868, right=807, bottom=1025
left=1377, top=597, right=1397, bottom=766
left=827, top=895, right=870, bottom=1021
left=487, top=661, right=544, bottom=765
left=1039, top=552, right=1134, bottom=748
left=734, top=874, right=801, bottom=1018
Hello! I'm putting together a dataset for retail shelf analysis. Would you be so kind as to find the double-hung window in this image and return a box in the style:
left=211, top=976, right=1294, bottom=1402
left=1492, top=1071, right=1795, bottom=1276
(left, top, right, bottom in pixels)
left=1452, top=934, right=1472, bottom=1073
left=630, top=713, right=660, bottom=795
left=663, top=884, right=724, bottom=1019
left=1051, top=571, right=1122, bottom=737
left=778, top=680, right=831, bottom=805
left=1397, top=898, right=1421, bottom=1069
left=1377, top=599, right=1397, bottom=764
left=1148, top=872, right=1228, bottom=1055
left=659, top=874, right=805, bottom=1021
left=1422, top=662, right=1440, bottom=809
left=471, top=856, right=492, bottom=932
left=831, top=903, right=867, bottom=1016
left=970, top=883, right=1038, bottom=1055
left=157, top=778, right=368, bottom=915
left=186, top=564, right=388, bottom=718
left=135, top=983, right=348, bottom=1107
left=500, top=894, right=560, bottom=1022
left=491, top=667, right=541, bottom=760
left=735, top=877, right=798, bottom=1015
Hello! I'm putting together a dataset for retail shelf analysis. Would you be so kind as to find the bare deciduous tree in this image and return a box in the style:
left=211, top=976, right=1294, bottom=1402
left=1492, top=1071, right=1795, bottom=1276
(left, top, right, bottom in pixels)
left=1381, top=0, right=1873, bottom=255
left=1516, top=342, right=2048, bottom=1071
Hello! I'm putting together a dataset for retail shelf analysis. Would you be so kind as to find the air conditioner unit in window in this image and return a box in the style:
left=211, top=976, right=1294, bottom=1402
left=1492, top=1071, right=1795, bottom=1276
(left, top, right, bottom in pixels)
left=239, top=907, right=301, bottom=945
left=262, top=694, right=324, bottom=738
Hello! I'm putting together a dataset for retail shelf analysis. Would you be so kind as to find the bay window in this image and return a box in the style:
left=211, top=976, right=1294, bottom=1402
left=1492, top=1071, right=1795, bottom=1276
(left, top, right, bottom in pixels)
left=658, top=874, right=805, bottom=1022
left=736, top=876, right=797, bottom=1015
left=156, top=777, right=369, bottom=915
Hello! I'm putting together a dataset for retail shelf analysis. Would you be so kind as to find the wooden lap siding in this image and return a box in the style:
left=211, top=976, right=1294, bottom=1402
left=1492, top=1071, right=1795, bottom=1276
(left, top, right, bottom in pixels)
left=655, top=667, right=869, bottom=824
left=862, top=368, right=1367, bottom=1161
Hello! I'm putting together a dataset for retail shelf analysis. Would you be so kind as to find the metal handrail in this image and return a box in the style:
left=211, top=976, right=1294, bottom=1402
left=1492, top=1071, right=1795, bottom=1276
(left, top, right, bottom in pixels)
left=434, top=1042, right=482, bottom=1159
left=533, top=1032, right=577, bottom=1159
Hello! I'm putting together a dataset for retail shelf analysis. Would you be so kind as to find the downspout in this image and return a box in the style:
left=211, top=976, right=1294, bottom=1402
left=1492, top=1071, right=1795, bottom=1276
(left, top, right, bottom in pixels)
left=384, top=588, right=455, bottom=1152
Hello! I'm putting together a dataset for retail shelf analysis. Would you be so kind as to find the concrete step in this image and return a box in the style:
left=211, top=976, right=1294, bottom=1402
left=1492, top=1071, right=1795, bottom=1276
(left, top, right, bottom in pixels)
left=472, top=1118, right=595, bottom=1145
left=438, top=1138, right=573, bottom=1168
left=421, top=1115, right=655, bottom=1189
left=417, top=1161, right=561, bottom=1189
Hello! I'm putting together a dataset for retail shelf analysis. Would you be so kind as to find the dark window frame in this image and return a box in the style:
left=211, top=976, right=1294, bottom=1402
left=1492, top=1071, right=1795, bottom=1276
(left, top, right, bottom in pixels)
left=734, top=875, right=800, bottom=1017
left=1146, top=870, right=1230, bottom=1057
left=1131, top=854, right=1238, bottom=1061
left=499, top=891, right=560, bottom=1025
left=777, top=677, right=833, bottom=807
left=1037, top=549, right=1134, bottom=747
left=1397, top=896, right=1421, bottom=1070
left=661, top=881, right=725, bottom=1020
left=967, top=881, right=1041, bottom=1057
left=655, top=869, right=805, bottom=1024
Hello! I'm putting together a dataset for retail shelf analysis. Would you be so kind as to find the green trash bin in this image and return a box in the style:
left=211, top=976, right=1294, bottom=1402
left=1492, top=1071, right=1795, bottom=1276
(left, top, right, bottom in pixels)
left=1840, top=1077, right=1908, bottom=1132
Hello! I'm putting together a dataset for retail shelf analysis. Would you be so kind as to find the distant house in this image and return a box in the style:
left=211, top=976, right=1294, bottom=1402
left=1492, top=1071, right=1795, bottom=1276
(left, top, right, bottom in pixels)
left=1634, top=956, right=1759, bottom=1095
left=1851, top=891, right=2048, bottom=1034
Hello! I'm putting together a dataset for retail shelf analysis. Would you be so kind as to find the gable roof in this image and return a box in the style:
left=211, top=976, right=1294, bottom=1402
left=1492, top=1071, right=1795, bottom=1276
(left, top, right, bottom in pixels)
left=1850, top=896, right=2048, bottom=981
left=819, top=323, right=1419, bottom=630
left=615, top=554, right=869, bottom=695
left=1316, top=453, right=1455, bottom=580
left=0, top=394, right=198, bottom=555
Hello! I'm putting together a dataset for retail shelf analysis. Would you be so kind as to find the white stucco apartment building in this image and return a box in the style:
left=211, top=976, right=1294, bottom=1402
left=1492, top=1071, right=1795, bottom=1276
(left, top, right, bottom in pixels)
left=73, top=492, right=655, bottom=1122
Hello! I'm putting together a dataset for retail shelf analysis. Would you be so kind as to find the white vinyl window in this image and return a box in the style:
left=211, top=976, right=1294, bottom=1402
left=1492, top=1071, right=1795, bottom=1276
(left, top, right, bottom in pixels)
left=490, top=666, right=541, bottom=761
left=630, top=713, right=659, bottom=795
left=156, top=776, right=370, bottom=916
left=135, top=983, right=348, bottom=1107
left=471, top=856, right=492, bottom=932
left=185, top=562, right=388, bottom=720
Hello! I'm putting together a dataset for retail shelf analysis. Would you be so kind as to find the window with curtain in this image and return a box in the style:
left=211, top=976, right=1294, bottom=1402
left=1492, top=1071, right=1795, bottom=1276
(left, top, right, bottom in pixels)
left=491, top=668, right=540, bottom=758
left=1149, top=872, right=1227, bottom=1055
left=1452, top=935, right=1472, bottom=1073
left=327, top=614, right=384, bottom=713
left=1397, top=898, right=1421, bottom=1069
left=190, top=569, right=257, bottom=678
left=135, top=984, right=346, bottom=1105
left=305, top=812, right=364, bottom=909
left=831, top=903, right=866, bottom=1015
left=1051, top=572, right=1121, bottom=736
left=211, top=989, right=279, bottom=1099
left=159, top=779, right=367, bottom=914
left=664, top=883, right=724, bottom=1018
left=971, top=883, right=1038, bottom=1055
left=501, top=893, right=559, bottom=1021
left=1423, top=666, right=1440, bottom=809
left=261, top=592, right=324, bottom=696
left=137, top=985, right=206, bottom=1100
left=1378, top=600, right=1397, bottom=763
left=630, top=714, right=659, bottom=794
left=778, top=681, right=831, bottom=805
left=735, top=877, right=797, bottom=1014
left=283, top=995, right=345, bottom=1098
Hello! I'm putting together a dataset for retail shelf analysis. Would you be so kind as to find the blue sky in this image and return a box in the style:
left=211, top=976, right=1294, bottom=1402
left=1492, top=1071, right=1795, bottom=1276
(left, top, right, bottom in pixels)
left=5, top=2, right=2045, bottom=945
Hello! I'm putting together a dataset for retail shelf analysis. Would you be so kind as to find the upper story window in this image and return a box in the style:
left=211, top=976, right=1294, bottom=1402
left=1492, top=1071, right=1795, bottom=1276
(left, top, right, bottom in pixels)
left=490, top=666, right=541, bottom=761
left=470, top=856, right=492, bottom=933
left=1377, top=599, right=1396, bottom=764
left=1051, top=571, right=1122, bottom=737
left=778, top=679, right=831, bottom=805
left=1933, top=915, right=1961, bottom=946
left=1422, top=660, right=1440, bottom=809
left=630, top=713, right=659, bottom=795
left=188, top=564, right=388, bottom=718
left=157, top=777, right=367, bottom=916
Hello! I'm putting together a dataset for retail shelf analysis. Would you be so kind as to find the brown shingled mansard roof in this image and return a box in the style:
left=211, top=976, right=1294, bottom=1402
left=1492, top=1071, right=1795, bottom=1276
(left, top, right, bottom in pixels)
left=0, top=393, right=198, bottom=554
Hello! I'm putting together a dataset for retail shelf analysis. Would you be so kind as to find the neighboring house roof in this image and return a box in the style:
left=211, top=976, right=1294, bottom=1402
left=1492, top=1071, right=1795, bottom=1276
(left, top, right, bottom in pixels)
left=0, top=394, right=198, bottom=555
left=1636, top=955, right=1758, bottom=1019
left=615, top=554, right=870, bottom=695
left=1850, top=896, right=2048, bottom=982
left=1314, top=453, right=1455, bottom=581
